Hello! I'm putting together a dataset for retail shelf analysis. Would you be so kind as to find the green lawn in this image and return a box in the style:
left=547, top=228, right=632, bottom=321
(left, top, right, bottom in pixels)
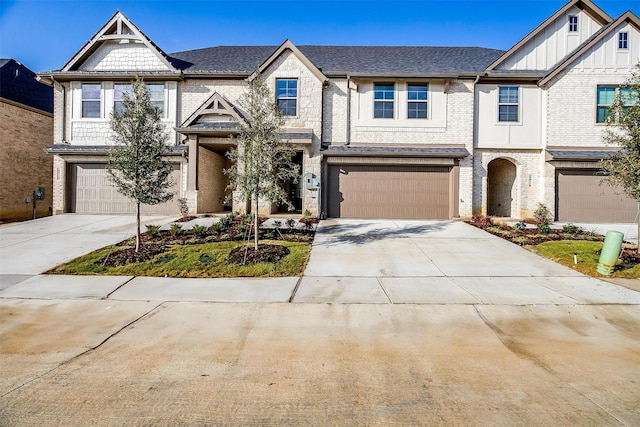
left=530, top=240, right=639, bottom=279
left=49, top=240, right=311, bottom=278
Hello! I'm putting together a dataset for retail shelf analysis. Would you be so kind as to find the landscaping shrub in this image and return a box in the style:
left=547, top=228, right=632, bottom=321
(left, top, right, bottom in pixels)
left=561, top=223, right=583, bottom=234
left=145, top=224, right=161, bottom=238
left=191, top=224, right=207, bottom=237
left=178, top=197, right=189, bottom=216
left=534, top=203, right=553, bottom=224
left=537, top=222, right=552, bottom=234
left=512, top=221, right=527, bottom=231
left=169, top=223, right=183, bottom=237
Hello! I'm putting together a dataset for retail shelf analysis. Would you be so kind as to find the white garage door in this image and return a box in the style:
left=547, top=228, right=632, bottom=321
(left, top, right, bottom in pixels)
left=69, top=163, right=181, bottom=214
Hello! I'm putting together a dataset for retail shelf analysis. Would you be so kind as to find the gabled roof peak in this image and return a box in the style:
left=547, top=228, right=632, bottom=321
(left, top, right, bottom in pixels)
left=486, top=0, right=612, bottom=71
left=61, top=10, right=177, bottom=72
left=252, top=39, right=327, bottom=83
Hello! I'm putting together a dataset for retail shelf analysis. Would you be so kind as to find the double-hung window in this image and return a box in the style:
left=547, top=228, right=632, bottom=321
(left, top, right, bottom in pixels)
left=498, top=86, right=519, bottom=122
left=407, top=83, right=428, bottom=119
left=113, top=83, right=131, bottom=115
left=147, top=84, right=165, bottom=115
left=276, top=79, right=297, bottom=116
left=618, top=32, right=628, bottom=49
left=374, top=83, right=394, bottom=118
left=114, top=83, right=165, bottom=116
left=81, top=83, right=101, bottom=118
left=568, top=15, right=578, bottom=32
left=597, top=86, right=637, bottom=123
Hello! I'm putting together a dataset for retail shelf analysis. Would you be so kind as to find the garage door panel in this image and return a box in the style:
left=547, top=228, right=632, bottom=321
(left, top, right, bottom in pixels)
left=328, top=164, right=450, bottom=219
left=556, top=170, right=637, bottom=222
left=70, top=164, right=180, bottom=215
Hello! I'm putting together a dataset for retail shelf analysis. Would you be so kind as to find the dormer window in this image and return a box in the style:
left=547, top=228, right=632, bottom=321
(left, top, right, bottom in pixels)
left=618, top=32, right=628, bottom=49
left=568, top=15, right=578, bottom=32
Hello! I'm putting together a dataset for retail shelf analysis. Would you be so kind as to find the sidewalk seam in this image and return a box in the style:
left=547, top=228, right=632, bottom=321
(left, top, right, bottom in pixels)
left=103, top=276, right=136, bottom=300
left=0, top=301, right=166, bottom=398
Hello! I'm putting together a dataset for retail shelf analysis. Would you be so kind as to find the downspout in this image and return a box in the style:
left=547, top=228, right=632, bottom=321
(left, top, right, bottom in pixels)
left=346, top=74, right=351, bottom=146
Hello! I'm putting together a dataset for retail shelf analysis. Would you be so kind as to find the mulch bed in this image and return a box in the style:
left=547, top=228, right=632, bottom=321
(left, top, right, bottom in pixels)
left=228, top=244, right=290, bottom=265
left=98, top=244, right=166, bottom=267
left=620, top=249, right=640, bottom=267
left=466, top=219, right=605, bottom=246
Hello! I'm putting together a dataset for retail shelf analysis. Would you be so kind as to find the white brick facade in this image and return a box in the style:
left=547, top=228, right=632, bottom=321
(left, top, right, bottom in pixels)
left=46, top=4, right=640, bottom=221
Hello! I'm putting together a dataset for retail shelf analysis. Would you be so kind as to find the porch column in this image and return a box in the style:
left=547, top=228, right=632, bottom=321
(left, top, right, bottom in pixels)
left=187, top=134, right=198, bottom=191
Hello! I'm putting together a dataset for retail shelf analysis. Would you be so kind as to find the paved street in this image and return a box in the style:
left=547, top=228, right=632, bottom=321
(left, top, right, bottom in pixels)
left=0, top=215, right=639, bottom=425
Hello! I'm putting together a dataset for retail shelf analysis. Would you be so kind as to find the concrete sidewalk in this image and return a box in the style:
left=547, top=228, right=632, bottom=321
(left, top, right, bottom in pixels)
left=0, top=217, right=638, bottom=305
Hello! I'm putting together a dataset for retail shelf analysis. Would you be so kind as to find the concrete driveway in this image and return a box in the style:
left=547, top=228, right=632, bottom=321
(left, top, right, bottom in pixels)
left=0, top=214, right=177, bottom=277
left=295, top=219, right=639, bottom=304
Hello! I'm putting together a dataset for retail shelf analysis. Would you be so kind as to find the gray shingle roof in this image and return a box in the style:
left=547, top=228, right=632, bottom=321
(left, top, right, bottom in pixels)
left=0, top=59, right=53, bottom=113
left=170, top=45, right=504, bottom=75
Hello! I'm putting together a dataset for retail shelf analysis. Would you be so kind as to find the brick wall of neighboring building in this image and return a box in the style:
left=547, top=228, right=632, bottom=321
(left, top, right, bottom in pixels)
left=0, top=101, right=53, bottom=220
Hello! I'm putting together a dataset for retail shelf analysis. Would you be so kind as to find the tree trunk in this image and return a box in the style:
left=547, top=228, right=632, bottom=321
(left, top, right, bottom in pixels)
left=254, top=195, right=259, bottom=251
left=136, top=202, right=141, bottom=253
left=637, top=200, right=639, bottom=254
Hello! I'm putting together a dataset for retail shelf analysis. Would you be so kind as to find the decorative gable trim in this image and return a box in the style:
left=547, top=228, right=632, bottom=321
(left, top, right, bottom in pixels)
left=252, top=39, right=327, bottom=83
left=62, top=11, right=177, bottom=72
left=539, top=11, right=640, bottom=85
left=175, top=91, right=246, bottom=135
left=486, top=0, right=612, bottom=71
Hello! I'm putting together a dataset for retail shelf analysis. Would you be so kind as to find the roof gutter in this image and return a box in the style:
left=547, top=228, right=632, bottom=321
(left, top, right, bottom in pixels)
left=39, top=71, right=184, bottom=81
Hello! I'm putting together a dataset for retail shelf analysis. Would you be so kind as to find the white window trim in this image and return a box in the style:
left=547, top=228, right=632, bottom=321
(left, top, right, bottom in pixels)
left=276, top=78, right=299, bottom=119
left=496, top=86, right=521, bottom=125
left=373, top=82, right=396, bottom=119
left=568, top=15, right=579, bottom=33
left=79, top=82, right=104, bottom=120
left=618, top=32, right=629, bottom=50
left=406, top=82, right=429, bottom=120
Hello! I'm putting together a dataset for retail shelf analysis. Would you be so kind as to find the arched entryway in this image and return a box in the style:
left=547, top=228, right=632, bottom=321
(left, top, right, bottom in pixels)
left=487, top=158, right=516, bottom=217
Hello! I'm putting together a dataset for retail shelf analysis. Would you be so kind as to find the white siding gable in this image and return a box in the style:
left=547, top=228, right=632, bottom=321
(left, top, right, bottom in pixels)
left=79, top=42, right=170, bottom=71
left=572, top=22, right=640, bottom=69
left=498, top=6, right=603, bottom=71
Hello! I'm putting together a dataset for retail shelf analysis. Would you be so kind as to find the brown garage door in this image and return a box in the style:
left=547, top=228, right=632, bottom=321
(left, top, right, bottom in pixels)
left=556, top=169, right=637, bottom=222
left=328, top=165, right=450, bottom=219
left=69, top=163, right=181, bottom=214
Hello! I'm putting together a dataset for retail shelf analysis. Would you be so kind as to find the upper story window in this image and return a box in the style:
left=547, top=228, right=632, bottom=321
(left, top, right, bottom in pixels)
left=81, top=83, right=101, bottom=118
left=407, top=83, right=428, bottom=119
left=568, top=15, right=578, bottom=32
left=618, top=32, right=629, bottom=49
left=374, top=83, right=395, bottom=118
left=147, top=84, right=165, bottom=115
left=597, top=86, right=637, bottom=123
left=114, top=83, right=165, bottom=116
left=276, top=79, right=297, bottom=116
left=498, top=86, right=519, bottom=122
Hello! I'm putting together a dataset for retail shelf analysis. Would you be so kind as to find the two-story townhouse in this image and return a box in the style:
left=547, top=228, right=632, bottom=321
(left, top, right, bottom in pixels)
left=38, top=11, right=502, bottom=219
left=39, top=0, right=639, bottom=223
left=475, top=0, right=640, bottom=222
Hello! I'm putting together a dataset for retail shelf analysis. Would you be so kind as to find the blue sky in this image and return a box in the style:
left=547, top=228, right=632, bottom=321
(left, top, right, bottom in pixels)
left=0, top=0, right=633, bottom=72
